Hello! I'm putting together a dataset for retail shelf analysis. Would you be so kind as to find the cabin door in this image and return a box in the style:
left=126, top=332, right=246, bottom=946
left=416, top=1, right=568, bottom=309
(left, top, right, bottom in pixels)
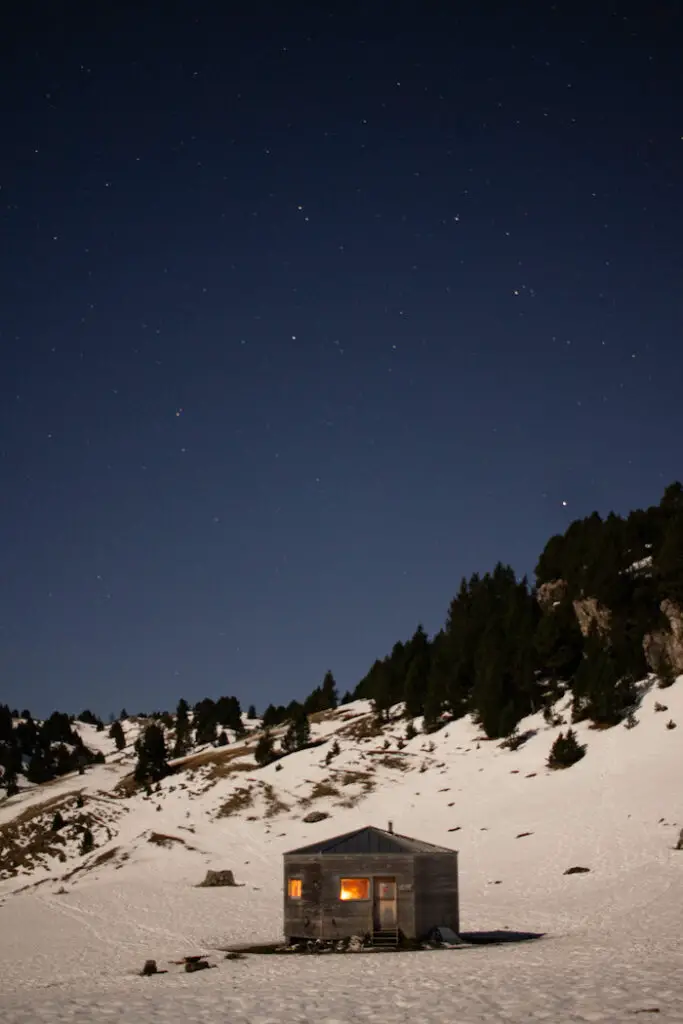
left=373, top=877, right=397, bottom=930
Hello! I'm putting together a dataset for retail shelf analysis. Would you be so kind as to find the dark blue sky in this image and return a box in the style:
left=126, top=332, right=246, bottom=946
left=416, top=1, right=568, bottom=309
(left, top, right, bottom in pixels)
left=2, top=3, right=682, bottom=718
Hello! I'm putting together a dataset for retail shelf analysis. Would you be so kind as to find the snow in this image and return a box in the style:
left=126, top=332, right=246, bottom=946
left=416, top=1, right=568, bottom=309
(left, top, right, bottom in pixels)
left=1, top=687, right=683, bottom=1022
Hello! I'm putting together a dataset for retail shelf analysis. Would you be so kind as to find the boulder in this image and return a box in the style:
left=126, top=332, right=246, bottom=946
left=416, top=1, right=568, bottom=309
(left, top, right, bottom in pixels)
left=198, top=869, right=236, bottom=887
left=185, top=959, right=214, bottom=973
left=302, top=811, right=329, bottom=824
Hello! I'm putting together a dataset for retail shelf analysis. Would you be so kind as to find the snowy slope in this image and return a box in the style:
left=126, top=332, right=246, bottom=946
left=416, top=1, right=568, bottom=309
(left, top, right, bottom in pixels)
left=1, top=683, right=682, bottom=1022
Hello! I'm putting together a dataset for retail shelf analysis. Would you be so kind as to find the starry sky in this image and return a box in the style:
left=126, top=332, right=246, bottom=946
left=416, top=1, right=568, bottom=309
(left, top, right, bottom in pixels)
left=2, top=2, right=682, bottom=719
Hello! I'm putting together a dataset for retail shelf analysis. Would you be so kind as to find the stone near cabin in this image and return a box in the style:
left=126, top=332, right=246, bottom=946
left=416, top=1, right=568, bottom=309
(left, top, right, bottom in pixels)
left=302, top=810, right=329, bottom=823
left=198, top=869, right=236, bottom=887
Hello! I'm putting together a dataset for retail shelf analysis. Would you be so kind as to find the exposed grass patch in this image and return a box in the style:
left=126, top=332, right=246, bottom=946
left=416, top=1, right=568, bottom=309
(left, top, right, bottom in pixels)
left=204, top=760, right=254, bottom=782
left=90, top=845, right=121, bottom=866
left=299, top=780, right=341, bottom=808
left=216, top=786, right=255, bottom=818
left=261, top=783, right=290, bottom=818
left=375, top=754, right=410, bottom=772
left=339, top=769, right=376, bottom=792
left=339, top=716, right=383, bottom=742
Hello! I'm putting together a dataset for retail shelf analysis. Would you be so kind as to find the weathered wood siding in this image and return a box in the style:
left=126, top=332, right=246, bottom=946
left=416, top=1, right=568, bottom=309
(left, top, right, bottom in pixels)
left=283, top=853, right=417, bottom=941
left=412, top=852, right=459, bottom=938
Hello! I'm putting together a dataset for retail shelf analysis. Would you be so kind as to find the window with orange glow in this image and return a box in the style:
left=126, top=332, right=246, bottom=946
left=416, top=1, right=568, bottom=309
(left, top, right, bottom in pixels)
left=339, top=878, right=370, bottom=901
left=288, top=878, right=302, bottom=899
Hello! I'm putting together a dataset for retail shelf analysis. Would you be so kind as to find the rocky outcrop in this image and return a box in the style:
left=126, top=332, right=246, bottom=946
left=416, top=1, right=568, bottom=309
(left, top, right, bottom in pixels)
left=537, top=579, right=611, bottom=636
left=572, top=597, right=611, bottom=638
left=536, top=579, right=568, bottom=609
left=643, top=599, right=683, bottom=676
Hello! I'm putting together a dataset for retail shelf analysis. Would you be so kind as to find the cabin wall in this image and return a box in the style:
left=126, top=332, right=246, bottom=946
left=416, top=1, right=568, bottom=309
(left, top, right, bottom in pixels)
left=413, top=852, right=459, bottom=939
left=283, top=854, right=416, bottom=941
left=283, top=858, right=324, bottom=941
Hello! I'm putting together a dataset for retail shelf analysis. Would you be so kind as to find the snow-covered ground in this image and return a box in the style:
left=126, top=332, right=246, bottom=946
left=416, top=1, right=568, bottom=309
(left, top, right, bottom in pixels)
left=1, top=684, right=682, bottom=1022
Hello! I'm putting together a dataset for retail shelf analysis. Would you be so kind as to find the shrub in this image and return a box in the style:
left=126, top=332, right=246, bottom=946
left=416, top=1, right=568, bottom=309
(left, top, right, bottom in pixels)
left=80, top=827, right=95, bottom=855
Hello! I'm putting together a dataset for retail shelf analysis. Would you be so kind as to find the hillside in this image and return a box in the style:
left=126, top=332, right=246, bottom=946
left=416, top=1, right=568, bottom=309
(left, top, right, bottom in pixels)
left=1, top=679, right=682, bottom=1022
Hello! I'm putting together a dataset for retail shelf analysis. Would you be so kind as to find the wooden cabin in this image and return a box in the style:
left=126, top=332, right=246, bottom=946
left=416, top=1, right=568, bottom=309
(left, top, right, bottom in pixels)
left=283, top=824, right=459, bottom=946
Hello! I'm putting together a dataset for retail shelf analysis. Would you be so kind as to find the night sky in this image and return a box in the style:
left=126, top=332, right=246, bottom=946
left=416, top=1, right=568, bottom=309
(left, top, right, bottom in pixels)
left=2, top=3, right=682, bottom=718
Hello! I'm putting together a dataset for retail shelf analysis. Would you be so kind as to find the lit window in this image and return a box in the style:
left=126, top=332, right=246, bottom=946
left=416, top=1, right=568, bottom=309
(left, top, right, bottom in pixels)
left=339, top=878, right=370, bottom=901
left=288, top=878, right=302, bottom=899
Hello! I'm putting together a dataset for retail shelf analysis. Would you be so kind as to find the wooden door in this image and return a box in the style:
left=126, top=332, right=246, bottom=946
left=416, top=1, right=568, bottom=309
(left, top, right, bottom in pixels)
left=373, top=877, right=397, bottom=929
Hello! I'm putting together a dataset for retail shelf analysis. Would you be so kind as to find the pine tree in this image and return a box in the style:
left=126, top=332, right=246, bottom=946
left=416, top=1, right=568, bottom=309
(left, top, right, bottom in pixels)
left=0, top=704, right=13, bottom=743
left=254, top=730, right=276, bottom=767
left=109, top=720, right=126, bottom=751
left=173, top=698, right=191, bottom=757
left=247, top=704, right=257, bottom=719
left=134, top=723, right=169, bottom=783
left=403, top=625, right=430, bottom=719
left=534, top=601, right=584, bottom=683
left=572, top=625, right=637, bottom=727
left=547, top=729, right=586, bottom=769
left=321, top=671, right=338, bottom=710
left=655, top=515, right=683, bottom=606
left=281, top=710, right=311, bottom=754
left=421, top=676, right=443, bottom=733
left=2, top=765, right=19, bottom=796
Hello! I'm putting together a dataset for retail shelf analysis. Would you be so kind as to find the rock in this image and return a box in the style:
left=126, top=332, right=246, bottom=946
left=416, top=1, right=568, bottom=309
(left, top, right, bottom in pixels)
left=675, top=829, right=683, bottom=851
left=516, top=831, right=533, bottom=839
left=536, top=579, right=569, bottom=608
left=564, top=866, right=590, bottom=874
left=224, top=951, right=246, bottom=960
left=198, top=869, right=236, bottom=887
left=302, top=811, right=329, bottom=823
left=185, top=959, right=214, bottom=973
left=141, top=959, right=159, bottom=976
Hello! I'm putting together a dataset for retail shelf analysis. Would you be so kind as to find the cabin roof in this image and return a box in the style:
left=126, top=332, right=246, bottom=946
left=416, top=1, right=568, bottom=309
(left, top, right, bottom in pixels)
left=284, top=825, right=458, bottom=857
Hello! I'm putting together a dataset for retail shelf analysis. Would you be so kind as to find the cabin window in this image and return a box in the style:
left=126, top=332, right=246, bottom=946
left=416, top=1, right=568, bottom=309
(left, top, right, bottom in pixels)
left=288, top=878, right=302, bottom=899
left=339, top=877, right=370, bottom=901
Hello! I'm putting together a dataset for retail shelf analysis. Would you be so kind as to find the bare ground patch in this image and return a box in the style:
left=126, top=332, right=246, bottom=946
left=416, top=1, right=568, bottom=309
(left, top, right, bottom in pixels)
left=299, top=780, right=341, bottom=808
left=147, top=832, right=186, bottom=848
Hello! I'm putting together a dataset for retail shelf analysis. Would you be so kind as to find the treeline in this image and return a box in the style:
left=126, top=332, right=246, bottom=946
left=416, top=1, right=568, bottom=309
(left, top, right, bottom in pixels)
left=5, top=483, right=683, bottom=793
left=0, top=708, right=105, bottom=795
left=132, top=677, right=343, bottom=783
left=260, top=671, right=345, bottom=728
left=352, top=482, right=683, bottom=739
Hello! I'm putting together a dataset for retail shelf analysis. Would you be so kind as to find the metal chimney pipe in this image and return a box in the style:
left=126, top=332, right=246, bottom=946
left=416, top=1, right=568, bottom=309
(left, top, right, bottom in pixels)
left=388, top=820, right=393, bottom=833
